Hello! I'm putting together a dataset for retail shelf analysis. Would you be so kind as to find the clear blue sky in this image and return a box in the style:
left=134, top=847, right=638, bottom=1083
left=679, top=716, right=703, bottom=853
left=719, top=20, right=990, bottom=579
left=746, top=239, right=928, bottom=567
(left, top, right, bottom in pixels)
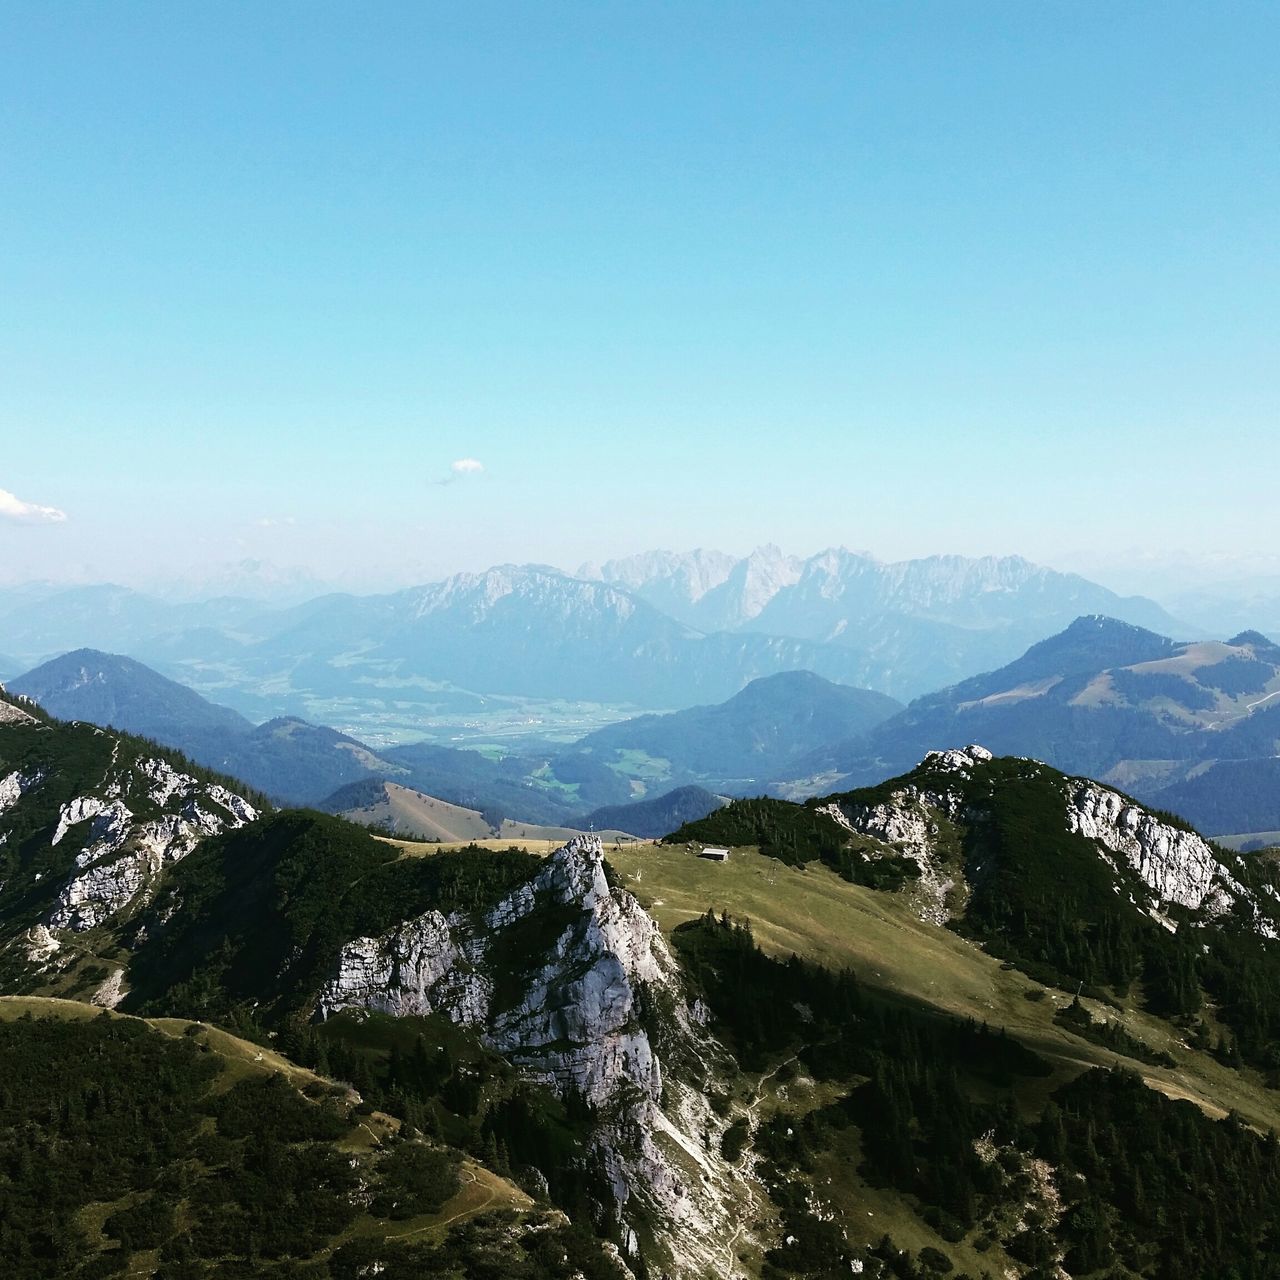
left=2, top=1, right=1276, bottom=590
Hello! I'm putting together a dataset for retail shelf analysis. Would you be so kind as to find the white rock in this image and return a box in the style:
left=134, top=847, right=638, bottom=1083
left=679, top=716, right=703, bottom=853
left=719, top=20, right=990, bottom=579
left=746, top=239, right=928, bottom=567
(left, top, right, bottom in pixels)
left=320, top=832, right=743, bottom=1274
left=1065, top=780, right=1237, bottom=915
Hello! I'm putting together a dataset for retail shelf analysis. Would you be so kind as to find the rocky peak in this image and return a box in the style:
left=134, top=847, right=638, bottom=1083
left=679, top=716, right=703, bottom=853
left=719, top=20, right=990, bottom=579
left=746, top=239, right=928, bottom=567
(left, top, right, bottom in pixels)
left=320, top=832, right=742, bottom=1273
left=817, top=746, right=1280, bottom=940
left=46, top=757, right=259, bottom=932
left=920, top=743, right=993, bottom=773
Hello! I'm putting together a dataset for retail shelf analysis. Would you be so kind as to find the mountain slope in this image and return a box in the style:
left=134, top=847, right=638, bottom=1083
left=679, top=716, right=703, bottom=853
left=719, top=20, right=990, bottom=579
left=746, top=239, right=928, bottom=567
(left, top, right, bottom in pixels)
left=10, top=647, right=253, bottom=749
left=574, top=670, right=902, bottom=787
left=324, top=778, right=636, bottom=842
left=12, top=706, right=1280, bottom=1274
left=0, top=997, right=612, bottom=1279
left=0, top=701, right=259, bottom=1002
left=579, top=784, right=726, bottom=838
left=676, top=744, right=1280, bottom=1023
left=788, top=617, right=1280, bottom=834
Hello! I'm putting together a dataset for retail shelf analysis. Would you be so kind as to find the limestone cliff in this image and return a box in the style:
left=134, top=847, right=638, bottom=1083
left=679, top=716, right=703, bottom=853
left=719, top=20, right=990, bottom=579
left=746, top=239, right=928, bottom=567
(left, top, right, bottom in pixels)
left=320, top=833, right=745, bottom=1275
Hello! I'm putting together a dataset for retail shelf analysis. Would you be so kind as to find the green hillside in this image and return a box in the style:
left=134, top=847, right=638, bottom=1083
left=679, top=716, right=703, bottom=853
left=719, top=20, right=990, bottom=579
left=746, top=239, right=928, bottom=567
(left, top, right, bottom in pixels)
left=0, top=999, right=616, bottom=1280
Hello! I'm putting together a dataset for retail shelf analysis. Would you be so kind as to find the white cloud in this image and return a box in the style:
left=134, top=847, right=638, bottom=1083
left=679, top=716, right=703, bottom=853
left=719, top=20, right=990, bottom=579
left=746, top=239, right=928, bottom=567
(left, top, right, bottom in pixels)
left=255, top=516, right=297, bottom=528
left=0, top=487, right=67, bottom=523
left=434, top=458, right=485, bottom=486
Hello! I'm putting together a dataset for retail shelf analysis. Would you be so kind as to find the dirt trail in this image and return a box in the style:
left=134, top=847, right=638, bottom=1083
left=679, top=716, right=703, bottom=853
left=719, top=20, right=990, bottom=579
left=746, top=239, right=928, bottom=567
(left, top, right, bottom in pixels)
left=384, top=1168, right=499, bottom=1242
left=720, top=1050, right=803, bottom=1277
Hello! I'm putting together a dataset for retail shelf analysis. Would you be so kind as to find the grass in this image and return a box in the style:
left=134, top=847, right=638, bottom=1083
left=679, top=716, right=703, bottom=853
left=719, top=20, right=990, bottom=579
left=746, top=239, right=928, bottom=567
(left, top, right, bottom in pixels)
left=339, top=1159, right=532, bottom=1246
left=600, top=843, right=1280, bottom=1133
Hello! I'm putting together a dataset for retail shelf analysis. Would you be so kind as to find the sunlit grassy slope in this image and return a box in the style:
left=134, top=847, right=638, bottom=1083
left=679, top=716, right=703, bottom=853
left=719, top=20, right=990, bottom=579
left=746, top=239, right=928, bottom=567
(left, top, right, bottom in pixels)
left=387, top=834, right=1280, bottom=1136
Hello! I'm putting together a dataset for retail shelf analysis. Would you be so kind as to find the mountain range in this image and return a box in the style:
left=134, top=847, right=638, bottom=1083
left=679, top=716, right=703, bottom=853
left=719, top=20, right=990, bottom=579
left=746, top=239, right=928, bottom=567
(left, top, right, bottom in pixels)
left=570, top=669, right=899, bottom=789
left=14, top=616, right=1280, bottom=842
left=10, top=697, right=1280, bottom=1275
left=0, top=549, right=1191, bottom=728
left=9, top=648, right=901, bottom=823
left=585, top=545, right=1188, bottom=690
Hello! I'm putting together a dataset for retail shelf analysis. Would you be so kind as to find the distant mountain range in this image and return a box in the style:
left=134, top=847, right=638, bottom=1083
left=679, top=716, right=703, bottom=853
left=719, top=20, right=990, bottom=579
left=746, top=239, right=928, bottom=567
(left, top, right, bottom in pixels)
left=0, top=549, right=1192, bottom=720
left=780, top=616, right=1280, bottom=835
left=584, top=545, right=1189, bottom=693
left=13, top=620, right=1280, bottom=838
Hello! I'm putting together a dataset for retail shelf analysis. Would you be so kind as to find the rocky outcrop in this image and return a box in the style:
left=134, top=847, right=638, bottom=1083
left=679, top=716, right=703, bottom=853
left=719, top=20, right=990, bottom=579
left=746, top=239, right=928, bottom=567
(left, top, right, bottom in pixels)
left=816, top=747, right=988, bottom=925
left=0, top=767, right=42, bottom=816
left=1063, top=779, right=1274, bottom=934
left=0, top=698, right=37, bottom=726
left=321, top=910, right=485, bottom=1023
left=46, top=758, right=258, bottom=932
left=321, top=833, right=743, bottom=1275
left=814, top=743, right=1279, bottom=939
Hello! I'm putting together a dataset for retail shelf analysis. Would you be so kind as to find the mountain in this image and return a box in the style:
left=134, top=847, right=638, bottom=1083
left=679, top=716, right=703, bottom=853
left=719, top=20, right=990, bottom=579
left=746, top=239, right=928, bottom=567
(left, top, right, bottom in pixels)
left=0, top=700, right=258, bottom=978
left=587, top=546, right=1190, bottom=697
left=574, top=670, right=901, bottom=788
left=9, top=647, right=253, bottom=751
left=236, top=564, right=894, bottom=707
left=6, top=649, right=395, bottom=806
left=578, top=784, right=725, bottom=838
left=5, top=649, right=637, bottom=819
left=14, top=705, right=1280, bottom=1274
left=785, top=617, right=1280, bottom=834
left=322, top=778, right=636, bottom=843
left=2, top=549, right=1193, bottom=729
left=593, top=546, right=1185, bottom=636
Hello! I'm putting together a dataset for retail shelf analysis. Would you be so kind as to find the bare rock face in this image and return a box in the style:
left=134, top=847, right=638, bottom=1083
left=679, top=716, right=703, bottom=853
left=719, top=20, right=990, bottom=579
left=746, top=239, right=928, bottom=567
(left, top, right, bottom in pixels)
left=47, top=758, right=258, bottom=932
left=321, top=833, right=744, bottom=1275
left=320, top=910, right=485, bottom=1022
left=1063, top=779, right=1275, bottom=934
left=0, top=698, right=38, bottom=726
left=0, top=767, right=43, bottom=817
left=816, top=748, right=986, bottom=925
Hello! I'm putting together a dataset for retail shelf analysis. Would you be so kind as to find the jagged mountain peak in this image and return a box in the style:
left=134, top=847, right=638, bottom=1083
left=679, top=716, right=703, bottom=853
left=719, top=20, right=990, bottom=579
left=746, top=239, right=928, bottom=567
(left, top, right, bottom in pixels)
left=320, top=829, right=740, bottom=1270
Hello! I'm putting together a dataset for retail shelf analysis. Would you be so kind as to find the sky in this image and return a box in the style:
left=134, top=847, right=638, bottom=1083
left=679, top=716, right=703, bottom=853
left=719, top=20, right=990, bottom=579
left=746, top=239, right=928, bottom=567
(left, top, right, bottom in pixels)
left=1, top=1, right=1277, bottom=596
